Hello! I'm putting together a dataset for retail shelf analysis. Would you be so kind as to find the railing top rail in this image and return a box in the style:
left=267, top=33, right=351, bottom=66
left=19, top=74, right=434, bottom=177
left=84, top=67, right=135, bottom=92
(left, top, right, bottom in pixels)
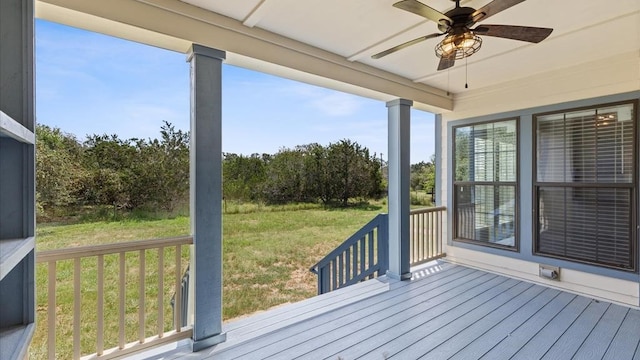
left=310, top=213, right=387, bottom=273
left=36, top=235, right=193, bottom=263
left=410, top=206, right=446, bottom=215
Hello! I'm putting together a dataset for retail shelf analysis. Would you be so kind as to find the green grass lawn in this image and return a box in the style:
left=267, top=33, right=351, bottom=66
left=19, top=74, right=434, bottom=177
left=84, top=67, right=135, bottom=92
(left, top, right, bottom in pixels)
left=30, top=202, right=388, bottom=359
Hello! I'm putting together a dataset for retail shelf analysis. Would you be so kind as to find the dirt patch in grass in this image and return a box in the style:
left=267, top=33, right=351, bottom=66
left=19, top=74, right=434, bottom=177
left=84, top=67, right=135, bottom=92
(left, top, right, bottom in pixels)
left=286, top=268, right=316, bottom=294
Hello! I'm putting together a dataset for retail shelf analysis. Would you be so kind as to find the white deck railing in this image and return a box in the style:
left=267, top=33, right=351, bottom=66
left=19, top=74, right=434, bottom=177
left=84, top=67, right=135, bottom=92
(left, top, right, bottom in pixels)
left=312, top=207, right=447, bottom=294
left=36, top=236, right=193, bottom=360
left=409, top=206, right=446, bottom=266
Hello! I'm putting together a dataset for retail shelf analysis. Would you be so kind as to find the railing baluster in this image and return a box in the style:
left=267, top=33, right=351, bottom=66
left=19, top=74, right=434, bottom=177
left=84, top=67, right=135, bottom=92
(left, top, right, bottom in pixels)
left=367, top=232, right=374, bottom=279
left=174, top=244, right=182, bottom=332
left=424, top=212, right=428, bottom=259
left=345, top=248, right=351, bottom=283
left=409, top=216, right=416, bottom=262
left=424, top=212, right=429, bottom=259
left=73, top=258, right=81, bottom=360
left=418, top=213, right=422, bottom=262
left=97, top=255, right=104, bottom=356
left=417, top=213, right=431, bottom=262
left=331, top=259, right=337, bottom=291
left=417, top=214, right=420, bottom=263
left=419, top=213, right=423, bottom=261
left=436, top=210, right=440, bottom=257
left=338, top=253, right=344, bottom=286
left=47, top=261, right=56, bottom=360
left=412, top=214, right=416, bottom=263
left=157, top=247, right=164, bottom=337
left=119, top=252, right=126, bottom=349
left=139, top=249, right=146, bottom=343
left=359, top=238, right=365, bottom=275
left=425, top=212, right=430, bottom=260
left=418, top=213, right=423, bottom=262
left=431, top=211, right=436, bottom=258
left=437, top=210, right=442, bottom=254
left=352, top=243, right=358, bottom=279
left=369, top=230, right=375, bottom=264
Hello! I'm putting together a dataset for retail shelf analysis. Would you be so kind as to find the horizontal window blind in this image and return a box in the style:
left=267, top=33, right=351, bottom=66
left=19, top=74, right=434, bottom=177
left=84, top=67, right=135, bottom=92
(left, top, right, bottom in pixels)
left=535, top=102, right=636, bottom=270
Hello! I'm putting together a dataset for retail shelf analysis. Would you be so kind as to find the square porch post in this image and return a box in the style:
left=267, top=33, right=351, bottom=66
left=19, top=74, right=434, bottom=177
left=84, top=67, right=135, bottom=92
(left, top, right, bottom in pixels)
left=187, top=44, right=227, bottom=351
left=386, top=98, right=412, bottom=280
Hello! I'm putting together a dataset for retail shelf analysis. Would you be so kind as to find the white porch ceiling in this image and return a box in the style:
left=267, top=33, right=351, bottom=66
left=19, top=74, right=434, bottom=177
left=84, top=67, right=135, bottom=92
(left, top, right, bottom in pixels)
left=36, top=0, right=640, bottom=113
left=180, top=0, right=639, bottom=93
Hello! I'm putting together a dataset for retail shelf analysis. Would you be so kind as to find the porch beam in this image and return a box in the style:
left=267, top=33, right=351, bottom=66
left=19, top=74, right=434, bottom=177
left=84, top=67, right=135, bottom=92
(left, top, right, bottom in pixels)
left=187, top=44, right=227, bottom=351
left=386, top=98, right=412, bottom=280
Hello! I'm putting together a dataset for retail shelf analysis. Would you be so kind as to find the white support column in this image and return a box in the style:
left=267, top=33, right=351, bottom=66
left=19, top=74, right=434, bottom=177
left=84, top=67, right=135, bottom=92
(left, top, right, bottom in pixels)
left=386, top=98, right=412, bottom=280
left=434, top=114, right=443, bottom=207
left=187, top=44, right=227, bottom=351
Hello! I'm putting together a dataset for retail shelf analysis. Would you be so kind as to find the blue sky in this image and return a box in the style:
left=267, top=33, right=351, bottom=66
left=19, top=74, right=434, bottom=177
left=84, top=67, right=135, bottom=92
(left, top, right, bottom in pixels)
left=35, top=20, right=435, bottom=163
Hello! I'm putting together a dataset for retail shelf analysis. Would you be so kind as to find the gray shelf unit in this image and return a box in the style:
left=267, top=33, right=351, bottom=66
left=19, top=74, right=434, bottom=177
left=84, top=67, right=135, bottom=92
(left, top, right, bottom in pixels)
left=0, top=0, right=37, bottom=359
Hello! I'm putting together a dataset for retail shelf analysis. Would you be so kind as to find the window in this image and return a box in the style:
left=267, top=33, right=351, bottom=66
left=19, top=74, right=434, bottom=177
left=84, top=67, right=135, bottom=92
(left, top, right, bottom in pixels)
left=454, top=119, right=518, bottom=249
left=534, top=102, right=637, bottom=271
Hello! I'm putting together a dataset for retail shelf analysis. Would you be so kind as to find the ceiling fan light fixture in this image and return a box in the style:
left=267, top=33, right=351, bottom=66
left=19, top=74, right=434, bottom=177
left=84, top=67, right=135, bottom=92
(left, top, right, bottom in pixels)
left=435, top=32, right=482, bottom=60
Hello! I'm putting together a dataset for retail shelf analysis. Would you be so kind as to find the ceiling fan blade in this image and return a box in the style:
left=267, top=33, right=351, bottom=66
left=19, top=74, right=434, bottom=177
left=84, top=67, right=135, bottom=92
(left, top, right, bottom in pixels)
left=393, top=0, right=452, bottom=27
left=473, top=25, right=553, bottom=43
left=471, top=0, right=526, bottom=23
left=372, top=33, right=442, bottom=59
left=437, top=57, right=455, bottom=71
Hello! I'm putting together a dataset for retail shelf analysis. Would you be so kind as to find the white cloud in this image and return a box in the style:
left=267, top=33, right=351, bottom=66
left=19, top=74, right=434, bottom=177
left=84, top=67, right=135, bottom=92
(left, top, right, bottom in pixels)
left=282, top=83, right=366, bottom=117
left=310, top=92, right=363, bottom=116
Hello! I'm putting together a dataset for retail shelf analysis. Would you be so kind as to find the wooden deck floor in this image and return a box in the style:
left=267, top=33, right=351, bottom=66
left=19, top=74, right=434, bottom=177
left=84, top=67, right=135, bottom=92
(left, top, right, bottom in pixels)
left=157, top=261, right=640, bottom=360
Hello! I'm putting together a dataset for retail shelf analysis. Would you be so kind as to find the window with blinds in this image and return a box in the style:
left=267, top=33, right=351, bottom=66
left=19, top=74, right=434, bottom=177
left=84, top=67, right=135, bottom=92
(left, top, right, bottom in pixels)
left=454, top=119, right=518, bottom=249
left=534, top=102, right=637, bottom=270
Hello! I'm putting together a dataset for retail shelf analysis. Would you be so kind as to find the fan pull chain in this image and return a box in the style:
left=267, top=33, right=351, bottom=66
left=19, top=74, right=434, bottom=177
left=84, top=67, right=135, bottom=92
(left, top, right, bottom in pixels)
left=447, top=67, right=451, bottom=96
left=465, top=57, right=469, bottom=89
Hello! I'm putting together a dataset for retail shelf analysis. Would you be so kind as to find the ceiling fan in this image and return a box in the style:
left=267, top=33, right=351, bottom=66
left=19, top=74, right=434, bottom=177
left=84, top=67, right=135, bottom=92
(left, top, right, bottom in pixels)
left=372, top=0, right=553, bottom=71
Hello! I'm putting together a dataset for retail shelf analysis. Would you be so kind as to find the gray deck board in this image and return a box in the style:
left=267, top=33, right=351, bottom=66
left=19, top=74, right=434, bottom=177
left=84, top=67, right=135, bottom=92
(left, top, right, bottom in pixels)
left=603, top=309, right=640, bottom=360
left=479, top=291, right=578, bottom=360
left=151, top=261, right=640, bottom=360
left=330, top=277, right=520, bottom=359
left=210, top=262, right=407, bottom=353
left=310, top=273, right=506, bottom=359
left=221, top=261, right=458, bottom=344
left=449, top=287, right=561, bottom=360
left=573, top=304, right=629, bottom=360
left=320, top=277, right=515, bottom=359
left=510, top=295, right=592, bottom=360
left=213, top=265, right=475, bottom=359
left=277, top=271, right=502, bottom=359
left=423, top=287, right=560, bottom=359
left=388, top=282, right=538, bottom=359
left=541, top=300, right=610, bottom=359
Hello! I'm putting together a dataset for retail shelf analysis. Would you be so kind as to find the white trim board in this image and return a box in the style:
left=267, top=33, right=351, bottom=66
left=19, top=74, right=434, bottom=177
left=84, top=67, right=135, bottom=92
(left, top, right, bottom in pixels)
left=444, top=246, right=640, bottom=308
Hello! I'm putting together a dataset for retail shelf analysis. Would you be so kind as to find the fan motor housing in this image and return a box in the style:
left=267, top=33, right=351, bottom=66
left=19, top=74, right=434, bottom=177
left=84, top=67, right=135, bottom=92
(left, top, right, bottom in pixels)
left=440, top=6, right=477, bottom=32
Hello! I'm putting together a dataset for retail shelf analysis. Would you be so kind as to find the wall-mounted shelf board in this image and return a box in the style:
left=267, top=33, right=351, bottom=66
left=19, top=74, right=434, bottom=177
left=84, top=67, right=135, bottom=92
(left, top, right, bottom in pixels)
left=0, top=323, right=35, bottom=360
left=0, top=111, right=34, bottom=144
left=0, top=237, right=35, bottom=281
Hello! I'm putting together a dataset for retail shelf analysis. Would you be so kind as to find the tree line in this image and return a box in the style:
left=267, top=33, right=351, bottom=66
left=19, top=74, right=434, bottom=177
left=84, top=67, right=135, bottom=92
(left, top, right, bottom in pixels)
left=410, top=157, right=436, bottom=194
left=36, top=122, right=190, bottom=218
left=35, top=122, right=387, bottom=219
left=223, top=141, right=384, bottom=206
